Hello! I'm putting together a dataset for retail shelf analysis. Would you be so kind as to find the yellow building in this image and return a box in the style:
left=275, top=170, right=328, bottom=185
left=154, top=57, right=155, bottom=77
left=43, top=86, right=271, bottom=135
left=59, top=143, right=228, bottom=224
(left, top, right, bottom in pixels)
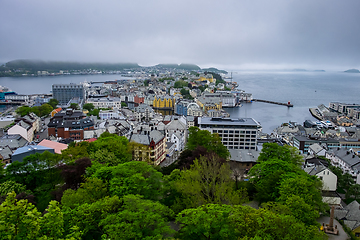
left=153, top=96, right=175, bottom=109
left=195, top=74, right=215, bottom=83
left=196, top=96, right=222, bottom=113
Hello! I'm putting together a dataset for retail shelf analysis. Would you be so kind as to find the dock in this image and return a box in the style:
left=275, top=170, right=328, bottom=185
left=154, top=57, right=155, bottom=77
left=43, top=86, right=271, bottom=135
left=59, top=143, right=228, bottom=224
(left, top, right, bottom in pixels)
left=252, top=99, right=293, bottom=107
left=0, top=101, right=25, bottom=106
left=309, top=107, right=324, bottom=120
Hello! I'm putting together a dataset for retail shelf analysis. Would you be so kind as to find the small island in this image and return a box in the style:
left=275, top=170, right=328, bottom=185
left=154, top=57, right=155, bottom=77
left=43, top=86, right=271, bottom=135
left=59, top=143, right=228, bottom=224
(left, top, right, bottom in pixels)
left=344, top=69, right=360, bottom=73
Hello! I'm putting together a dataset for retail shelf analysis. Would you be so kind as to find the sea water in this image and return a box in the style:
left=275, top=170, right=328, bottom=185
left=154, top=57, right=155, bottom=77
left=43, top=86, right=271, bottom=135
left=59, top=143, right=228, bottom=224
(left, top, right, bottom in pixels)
left=0, top=71, right=359, bottom=133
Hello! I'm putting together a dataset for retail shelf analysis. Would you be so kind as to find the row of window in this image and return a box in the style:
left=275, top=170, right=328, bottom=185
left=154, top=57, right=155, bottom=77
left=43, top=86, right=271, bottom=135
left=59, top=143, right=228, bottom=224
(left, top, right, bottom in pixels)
left=213, top=130, right=257, bottom=134
left=228, top=146, right=256, bottom=150
left=218, top=134, right=257, bottom=139
left=224, top=142, right=256, bottom=146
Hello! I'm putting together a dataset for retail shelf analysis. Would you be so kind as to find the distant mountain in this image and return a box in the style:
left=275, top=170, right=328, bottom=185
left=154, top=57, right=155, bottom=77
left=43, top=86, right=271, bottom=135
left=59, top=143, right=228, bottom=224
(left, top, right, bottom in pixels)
left=344, top=69, right=360, bottom=73
left=4, top=59, right=141, bottom=71
left=155, top=63, right=201, bottom=71
left=202, top=67, right=228, bottom=74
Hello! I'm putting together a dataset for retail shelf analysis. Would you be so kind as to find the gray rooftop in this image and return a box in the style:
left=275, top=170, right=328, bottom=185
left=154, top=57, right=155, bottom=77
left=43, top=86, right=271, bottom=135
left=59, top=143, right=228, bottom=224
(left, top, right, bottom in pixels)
left=229, top=149, right=259, bottom=162
left=199, top=117, right=261, bottom=127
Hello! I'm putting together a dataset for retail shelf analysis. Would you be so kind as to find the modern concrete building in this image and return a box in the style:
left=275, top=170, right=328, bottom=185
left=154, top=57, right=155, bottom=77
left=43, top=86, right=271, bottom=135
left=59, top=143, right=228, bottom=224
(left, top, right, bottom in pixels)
left=52, top=83, right=85, bottom=105
left=198, top=117, right=261, bottom=150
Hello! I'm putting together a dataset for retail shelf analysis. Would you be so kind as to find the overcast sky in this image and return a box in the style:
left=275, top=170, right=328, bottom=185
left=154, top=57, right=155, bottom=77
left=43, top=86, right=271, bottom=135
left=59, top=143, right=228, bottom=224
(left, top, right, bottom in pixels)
left=1, top=0, right=359, bottom=70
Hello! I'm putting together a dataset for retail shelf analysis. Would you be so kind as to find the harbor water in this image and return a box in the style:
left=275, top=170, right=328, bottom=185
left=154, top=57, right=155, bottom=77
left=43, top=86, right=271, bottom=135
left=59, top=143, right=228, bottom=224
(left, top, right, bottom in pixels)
left=0, top=71, right=359, bottom=134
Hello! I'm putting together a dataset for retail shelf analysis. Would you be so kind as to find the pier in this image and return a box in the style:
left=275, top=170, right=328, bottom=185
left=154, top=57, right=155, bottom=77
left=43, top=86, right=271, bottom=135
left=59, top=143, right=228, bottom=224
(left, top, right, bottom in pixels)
left=309, top=107, right=324, bottom=120
left=0, top=101, right=25, bottom=106
left=252, top=99, right=293, bottom=107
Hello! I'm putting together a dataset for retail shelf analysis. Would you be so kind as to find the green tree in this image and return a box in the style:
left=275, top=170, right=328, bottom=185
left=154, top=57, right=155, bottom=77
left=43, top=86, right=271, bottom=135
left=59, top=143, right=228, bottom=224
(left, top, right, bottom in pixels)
left=15, top=105, right=31, bottom=117
left=39, top=103, right=53, bottom=117
left=0, top=192, right=42, bottom=239
left=174, top=80, right=188, bottom=88
left=174, top=155, right=247, bottom=210
left=92, top=161, right=165, bottom=201
left=63, top=195, right=122, bottom=239
left=346, top=184, right=360, bottom=200
left=176, top=204, right=326, bottom=240
left=121, top=102, right=127, bottom=107
left=40, top=201, right=65, bottom=239
left=186, top=126, right=230, bottom=159
left=0, top=180, right=28, bottom=196
left=83, top=103, right=95, bottom=112
left=88, top=134, right=132, bottom=164
left=61, top=178, right=108, bottom=209
left=176, top=204, right=236, bottom=240
left=249, top=159, right=301, bottom=203
left=48, top=98, right=59, bottom=109
left=70, top=103, right=79, bottom=110
left=100, top=195, right=175, bottom=240
left=257, top=143, right=303, bottom=166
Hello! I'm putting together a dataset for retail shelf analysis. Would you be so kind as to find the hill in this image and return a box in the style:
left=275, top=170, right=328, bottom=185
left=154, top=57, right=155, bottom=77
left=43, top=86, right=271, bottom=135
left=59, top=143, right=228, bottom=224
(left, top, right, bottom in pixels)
left=155, top=63, right=201, bottom=71
left=202, top=67, right=228, bottom=74
left=4, top=59, right=141, bottom=72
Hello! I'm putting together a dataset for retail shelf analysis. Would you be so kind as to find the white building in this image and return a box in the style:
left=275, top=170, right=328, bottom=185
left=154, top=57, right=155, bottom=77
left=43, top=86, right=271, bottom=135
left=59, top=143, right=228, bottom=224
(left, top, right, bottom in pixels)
left=99, top=109, right=123, bottom=120
left=198, top=117, right=261, bottom=150
left=326, top=148, right=360, bottom=184
left=5, top=94, right=29, bottom=103
left=8, top=120, right=34, bottom=142
left=86, top=97, right=122, bottom=109
left=304, top=165, right=338, bottom=191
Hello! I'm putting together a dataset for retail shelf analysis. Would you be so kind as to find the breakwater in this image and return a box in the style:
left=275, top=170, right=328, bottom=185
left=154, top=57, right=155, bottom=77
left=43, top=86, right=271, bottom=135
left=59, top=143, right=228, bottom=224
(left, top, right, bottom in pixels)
left=252, top=99, right=293, bottom=107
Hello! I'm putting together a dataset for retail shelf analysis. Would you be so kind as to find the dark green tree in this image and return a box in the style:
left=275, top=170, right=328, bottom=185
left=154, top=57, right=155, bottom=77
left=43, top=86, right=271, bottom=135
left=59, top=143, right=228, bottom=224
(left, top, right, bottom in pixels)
left=186, top=126, right=229, bottom=159
left=15, top=105, right=31, bottom=117
left=83, top=103, right=95, bottom=112
left=70, top=103, right=79, bottom=110
left=48, top=98, right=59, bottom=109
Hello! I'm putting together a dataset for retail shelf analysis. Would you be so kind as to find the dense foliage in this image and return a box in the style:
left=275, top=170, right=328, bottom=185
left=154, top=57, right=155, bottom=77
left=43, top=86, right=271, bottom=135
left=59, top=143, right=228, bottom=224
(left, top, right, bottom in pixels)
left=0, top=135, right=328, bottom=239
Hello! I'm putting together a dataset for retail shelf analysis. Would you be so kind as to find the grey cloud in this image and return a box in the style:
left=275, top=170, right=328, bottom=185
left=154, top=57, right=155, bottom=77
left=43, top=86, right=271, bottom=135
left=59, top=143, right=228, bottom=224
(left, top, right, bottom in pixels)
left=0, top=0, right=359, bottom=70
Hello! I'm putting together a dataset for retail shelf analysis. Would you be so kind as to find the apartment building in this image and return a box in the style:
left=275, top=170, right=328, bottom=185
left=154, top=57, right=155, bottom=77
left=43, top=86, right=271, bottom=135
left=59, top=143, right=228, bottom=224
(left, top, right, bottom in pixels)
left=198, top=117, right=261, bottom=150
left=52, top=84, right=85, bottom=105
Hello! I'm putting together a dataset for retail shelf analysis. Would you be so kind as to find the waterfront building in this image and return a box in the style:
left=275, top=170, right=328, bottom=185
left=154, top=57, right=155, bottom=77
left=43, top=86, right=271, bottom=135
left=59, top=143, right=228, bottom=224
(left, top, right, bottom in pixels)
left=329, top=102, right=360, bottom=114
left=153, top=95, right=175, bottom=109
left=202, top=92, right=237, bottom=107
left=5, top=94, right=29, bottom=103
left=175, top=100, right=193, bottom=116
left=193, top=73, right=215, bottom=83
left=196, top=95, right=222, bottom=113
left=187, top=103, right=202, bottom=117
left=52, top=84, right=85, bottom=105
left=198, top=117, right=261, bottom=150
